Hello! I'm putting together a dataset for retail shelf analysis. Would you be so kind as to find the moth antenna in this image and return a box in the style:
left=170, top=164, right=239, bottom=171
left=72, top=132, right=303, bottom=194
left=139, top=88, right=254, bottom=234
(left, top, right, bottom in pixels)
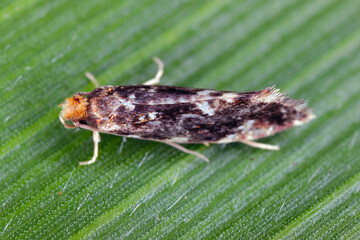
left=59, top=116, right=77, bottom=129
left=85, top=72, right=100, bottom=88
left=142, top=57, right=164, bottom=85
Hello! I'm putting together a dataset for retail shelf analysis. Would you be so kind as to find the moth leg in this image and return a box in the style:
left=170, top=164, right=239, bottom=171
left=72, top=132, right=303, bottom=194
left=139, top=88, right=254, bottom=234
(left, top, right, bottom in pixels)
left=239, top=139, right=280, bottom=151
left=142, top=57, right=164, bottom=85
left=79, top=131, right=101, bottom=165
left=59, top=116, right=77, bottom=129
left=164, top=142, right=210, bottom=163
left=85, top=72, right=100, bottom=88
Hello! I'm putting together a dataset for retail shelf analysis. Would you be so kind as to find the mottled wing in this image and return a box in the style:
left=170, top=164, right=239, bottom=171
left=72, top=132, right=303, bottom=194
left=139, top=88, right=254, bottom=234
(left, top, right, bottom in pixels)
left=78, top=85, right=314, bottom=143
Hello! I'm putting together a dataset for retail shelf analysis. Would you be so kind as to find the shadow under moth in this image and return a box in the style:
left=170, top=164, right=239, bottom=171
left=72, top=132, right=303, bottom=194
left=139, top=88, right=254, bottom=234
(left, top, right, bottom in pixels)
left=59, top=58, right=315, bottom=165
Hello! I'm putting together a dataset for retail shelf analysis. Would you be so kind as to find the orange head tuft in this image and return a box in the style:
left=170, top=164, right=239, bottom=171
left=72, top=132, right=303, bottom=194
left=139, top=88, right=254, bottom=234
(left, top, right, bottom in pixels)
left=60, top=94, right=89, bottom=121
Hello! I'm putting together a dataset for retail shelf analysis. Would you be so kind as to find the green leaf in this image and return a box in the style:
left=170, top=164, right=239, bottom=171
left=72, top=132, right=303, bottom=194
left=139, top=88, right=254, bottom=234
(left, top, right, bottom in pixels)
left=1, top=0, right=360, bottom=239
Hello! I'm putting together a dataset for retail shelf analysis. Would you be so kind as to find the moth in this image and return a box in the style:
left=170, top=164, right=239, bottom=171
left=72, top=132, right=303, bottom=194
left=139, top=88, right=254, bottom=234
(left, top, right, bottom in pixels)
left=59, top=58, right=315, bottom=165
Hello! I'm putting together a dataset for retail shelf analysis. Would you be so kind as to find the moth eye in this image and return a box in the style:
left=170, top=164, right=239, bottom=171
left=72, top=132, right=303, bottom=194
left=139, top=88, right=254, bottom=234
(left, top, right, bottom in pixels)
left=79, top=120, right=87, bottom=125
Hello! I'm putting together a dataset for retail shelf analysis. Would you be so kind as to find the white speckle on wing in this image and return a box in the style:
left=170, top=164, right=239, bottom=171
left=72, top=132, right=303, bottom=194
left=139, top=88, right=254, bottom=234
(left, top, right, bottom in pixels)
left=103, top=124, right=123, bottom=131
left=146, top=98, right=177, bottom=105
left=129, top=94, right=136, bottom=100
left=222, top=93, right=239, bottom=98
left=195, top=101, right=215, bottom=116
left=148, top=112, right=157, bottom=120
left=222, top=93, right=239, bottom=103
left=119, top=97, right=135, bottom=111
left=243, top=120, right=255, bottom=131
left=198, top=90, right=216, bottom=95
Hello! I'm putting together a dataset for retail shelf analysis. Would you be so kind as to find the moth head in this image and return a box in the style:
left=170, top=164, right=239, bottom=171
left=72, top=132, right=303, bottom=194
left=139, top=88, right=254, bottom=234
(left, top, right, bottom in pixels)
left=60, top=94, right=89, bottom=121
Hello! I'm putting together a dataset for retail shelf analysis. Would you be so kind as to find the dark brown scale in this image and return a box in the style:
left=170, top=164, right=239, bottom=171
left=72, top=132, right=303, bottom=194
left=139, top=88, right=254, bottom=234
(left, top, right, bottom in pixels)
left=76, top=85, right=313, bottom=143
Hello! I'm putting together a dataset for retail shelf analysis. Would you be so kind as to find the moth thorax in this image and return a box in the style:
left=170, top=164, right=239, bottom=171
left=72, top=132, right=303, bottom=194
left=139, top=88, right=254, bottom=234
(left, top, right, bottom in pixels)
left=60, top=94, right=89, bottom=121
